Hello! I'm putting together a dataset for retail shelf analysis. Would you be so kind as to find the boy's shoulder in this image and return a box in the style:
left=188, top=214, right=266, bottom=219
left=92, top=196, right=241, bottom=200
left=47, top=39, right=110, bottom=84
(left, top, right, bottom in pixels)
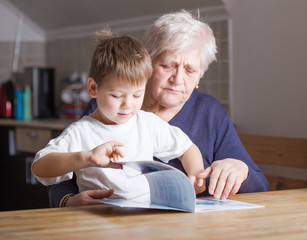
left=137, top=110, right=164, bottom=122
left=64, top=116, right=97, bottom=132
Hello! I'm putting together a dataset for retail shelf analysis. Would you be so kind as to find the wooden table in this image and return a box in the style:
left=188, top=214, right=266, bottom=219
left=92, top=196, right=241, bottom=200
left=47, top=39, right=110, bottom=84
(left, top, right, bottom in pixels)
left=1, top=189, right=307, bottom=240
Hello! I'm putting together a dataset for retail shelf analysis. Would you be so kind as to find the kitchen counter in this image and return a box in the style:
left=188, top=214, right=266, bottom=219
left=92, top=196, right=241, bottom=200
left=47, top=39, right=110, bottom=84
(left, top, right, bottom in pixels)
left=0, top=117, right=75, bottom=211
left=0, top=118, right=74, bottom=131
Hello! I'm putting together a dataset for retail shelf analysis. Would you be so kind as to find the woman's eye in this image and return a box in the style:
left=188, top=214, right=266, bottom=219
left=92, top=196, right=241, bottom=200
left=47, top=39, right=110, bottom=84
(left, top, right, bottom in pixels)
left=161, top=64, right=171, bottom=69
left=185, top=68, right=194, bottom=74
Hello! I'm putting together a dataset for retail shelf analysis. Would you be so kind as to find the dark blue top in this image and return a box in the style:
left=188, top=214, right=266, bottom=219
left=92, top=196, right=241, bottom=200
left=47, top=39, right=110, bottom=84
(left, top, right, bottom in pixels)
left=48, top=90, right=269, bottom=207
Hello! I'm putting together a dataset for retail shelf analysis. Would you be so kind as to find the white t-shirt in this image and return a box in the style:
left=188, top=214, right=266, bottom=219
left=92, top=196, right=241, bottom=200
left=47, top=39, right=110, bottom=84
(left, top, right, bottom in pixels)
left=33, top=110, right=192, bottom=201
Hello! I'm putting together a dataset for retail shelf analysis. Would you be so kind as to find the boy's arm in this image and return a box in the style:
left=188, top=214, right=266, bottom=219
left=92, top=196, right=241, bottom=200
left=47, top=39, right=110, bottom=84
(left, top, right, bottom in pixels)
left=32, top=151, right=91, bottom=178
left=32, top=141, right=124, bottom=178
left=178, top=143, right=206, bottom=194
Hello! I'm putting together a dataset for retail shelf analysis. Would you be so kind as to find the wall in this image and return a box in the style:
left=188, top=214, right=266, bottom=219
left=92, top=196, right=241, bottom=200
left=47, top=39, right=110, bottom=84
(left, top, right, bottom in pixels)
left=0, top=0, right=46, bottom=84
left=46, top=20, right=230, bottom=115
left=1, top=2, right=230, bottom=117
left=224, top=0, right=307, bottom=138
left=200, top=20, right=230, bottom=112
left=45, top=7, right=230, bottom=116
left=0, top=0, right=45, bottom=41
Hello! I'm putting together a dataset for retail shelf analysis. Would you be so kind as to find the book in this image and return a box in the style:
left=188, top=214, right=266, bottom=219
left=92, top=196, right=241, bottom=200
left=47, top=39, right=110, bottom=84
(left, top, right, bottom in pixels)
left=92, top=161, right=263, bottom=212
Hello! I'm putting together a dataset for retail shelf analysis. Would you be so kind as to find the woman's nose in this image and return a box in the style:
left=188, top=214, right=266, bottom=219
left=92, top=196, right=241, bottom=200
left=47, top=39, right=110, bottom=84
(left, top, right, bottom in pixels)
left=170, top=67, right=184, bottom=85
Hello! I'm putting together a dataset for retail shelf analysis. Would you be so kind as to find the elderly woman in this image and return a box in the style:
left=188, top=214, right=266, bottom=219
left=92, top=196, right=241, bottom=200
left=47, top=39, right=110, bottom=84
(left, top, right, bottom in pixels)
left=49, top=10, right=269, bottom=208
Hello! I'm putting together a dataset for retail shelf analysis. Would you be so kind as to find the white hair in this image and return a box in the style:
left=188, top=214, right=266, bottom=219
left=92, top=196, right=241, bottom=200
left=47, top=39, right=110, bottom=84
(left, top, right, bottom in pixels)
left=143, top=9, right=217, bottom=77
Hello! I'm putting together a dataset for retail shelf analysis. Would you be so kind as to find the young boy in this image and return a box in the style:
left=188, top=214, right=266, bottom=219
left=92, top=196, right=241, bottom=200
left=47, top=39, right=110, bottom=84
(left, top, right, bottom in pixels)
left=32, top=30, right=205, bottom=202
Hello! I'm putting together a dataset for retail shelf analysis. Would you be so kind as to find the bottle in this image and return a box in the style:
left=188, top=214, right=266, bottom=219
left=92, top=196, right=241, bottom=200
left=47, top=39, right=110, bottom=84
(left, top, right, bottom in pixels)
left=23, top=85, right=33, bottom=121
left=14, top=84, right=23, bottom=121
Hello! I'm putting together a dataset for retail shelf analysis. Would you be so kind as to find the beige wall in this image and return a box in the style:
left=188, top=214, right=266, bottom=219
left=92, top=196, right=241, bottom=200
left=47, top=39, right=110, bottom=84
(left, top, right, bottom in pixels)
left=225, top=0, right=307, bottom=138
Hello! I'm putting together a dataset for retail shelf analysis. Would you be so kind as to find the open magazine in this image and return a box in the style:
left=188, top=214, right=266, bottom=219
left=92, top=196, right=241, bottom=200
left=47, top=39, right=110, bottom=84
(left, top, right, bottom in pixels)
left=93, top=161, right=263, bottom=212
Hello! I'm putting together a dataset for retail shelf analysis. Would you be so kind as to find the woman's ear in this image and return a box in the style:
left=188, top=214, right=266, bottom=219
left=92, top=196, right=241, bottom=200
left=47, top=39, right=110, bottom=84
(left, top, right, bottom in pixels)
left=87, top=77, right=98, bottom=98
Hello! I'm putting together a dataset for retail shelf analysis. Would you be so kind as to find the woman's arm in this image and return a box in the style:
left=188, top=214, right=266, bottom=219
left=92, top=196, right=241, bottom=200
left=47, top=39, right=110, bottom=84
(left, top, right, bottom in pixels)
left=203, top=113, right=269, bottom=199
left=47, top=177, right=114, bottom=207
left=48, top=176, right=79, bottom=208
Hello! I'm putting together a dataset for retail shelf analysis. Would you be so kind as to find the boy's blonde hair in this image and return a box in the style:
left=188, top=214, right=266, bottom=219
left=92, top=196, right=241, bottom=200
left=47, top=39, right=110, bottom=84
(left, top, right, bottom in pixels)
left=89, top=30, right=152, bottom=86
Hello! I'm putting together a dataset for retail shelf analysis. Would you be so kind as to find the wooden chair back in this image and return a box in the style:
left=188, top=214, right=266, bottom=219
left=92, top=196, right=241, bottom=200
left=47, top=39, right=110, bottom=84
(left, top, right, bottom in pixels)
left=239, top=134, right=307, bottom=190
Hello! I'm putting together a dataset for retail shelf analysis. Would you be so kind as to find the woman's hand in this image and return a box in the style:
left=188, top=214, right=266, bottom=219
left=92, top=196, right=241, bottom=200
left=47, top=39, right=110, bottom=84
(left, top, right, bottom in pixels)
left=88, top=141, right=124, bottom=168
left=65, top=189, right=114, bottom=207
left=196, top=158, right=249, bottom=199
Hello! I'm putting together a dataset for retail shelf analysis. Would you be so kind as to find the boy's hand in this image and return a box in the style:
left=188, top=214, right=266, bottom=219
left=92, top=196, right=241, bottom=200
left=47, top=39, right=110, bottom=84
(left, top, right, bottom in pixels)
left=88, top=141, right=124, bottom=169
left=189, top=175, right=206, bottom=194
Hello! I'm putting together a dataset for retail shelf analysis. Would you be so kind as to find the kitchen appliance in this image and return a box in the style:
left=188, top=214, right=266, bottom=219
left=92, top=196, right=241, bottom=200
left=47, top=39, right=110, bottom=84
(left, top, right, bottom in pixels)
left=24, top=67, right=55, bottom=118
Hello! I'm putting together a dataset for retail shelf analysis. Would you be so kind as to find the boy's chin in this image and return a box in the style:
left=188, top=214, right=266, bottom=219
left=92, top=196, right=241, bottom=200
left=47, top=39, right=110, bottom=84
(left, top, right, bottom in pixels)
left=114, top=118, right=131, bottom=125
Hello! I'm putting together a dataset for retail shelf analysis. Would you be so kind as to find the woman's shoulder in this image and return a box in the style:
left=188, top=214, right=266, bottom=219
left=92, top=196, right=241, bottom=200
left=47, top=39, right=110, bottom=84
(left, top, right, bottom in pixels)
left=191, top=89, right=221, bottom=104
left=186, top=90, right=226, bottom=114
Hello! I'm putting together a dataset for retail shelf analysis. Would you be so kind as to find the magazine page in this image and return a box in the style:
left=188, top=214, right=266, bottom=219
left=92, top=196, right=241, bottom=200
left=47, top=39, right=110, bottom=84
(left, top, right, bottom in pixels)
left=92, top=161, right=264, bottom=212
left=94, top=161, right=195, bottom=211
left=95, top=198, right=193, bottom=212
left=121, top=161, right=196, bottom=211
left=119, top=160, right=177, bottom=173
left=144, top=170, right=195, bottom=212
left=195, top=198, right=264, bottom=212
left=94, top=196, right=264, bottom=213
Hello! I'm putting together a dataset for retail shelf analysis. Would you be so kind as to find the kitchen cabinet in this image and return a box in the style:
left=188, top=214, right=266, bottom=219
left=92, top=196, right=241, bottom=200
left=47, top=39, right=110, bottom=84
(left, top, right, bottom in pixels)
left=0, top=119, right=72, bottom=211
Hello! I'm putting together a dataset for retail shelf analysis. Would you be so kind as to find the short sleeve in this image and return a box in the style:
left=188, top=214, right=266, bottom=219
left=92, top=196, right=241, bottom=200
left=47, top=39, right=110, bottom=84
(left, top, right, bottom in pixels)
left=148, top=114, right=193, bottom=162
left=32, top=130, right=76, bottom=186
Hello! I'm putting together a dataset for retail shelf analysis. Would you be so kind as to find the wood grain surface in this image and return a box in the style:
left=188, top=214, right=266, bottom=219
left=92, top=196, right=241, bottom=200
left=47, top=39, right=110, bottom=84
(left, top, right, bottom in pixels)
left=1, top=189, right=307, bottom=240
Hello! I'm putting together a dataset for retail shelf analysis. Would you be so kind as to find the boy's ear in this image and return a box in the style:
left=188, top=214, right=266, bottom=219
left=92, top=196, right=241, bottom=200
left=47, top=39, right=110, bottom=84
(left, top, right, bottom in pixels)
left=87, top=77, right=98, bottom=98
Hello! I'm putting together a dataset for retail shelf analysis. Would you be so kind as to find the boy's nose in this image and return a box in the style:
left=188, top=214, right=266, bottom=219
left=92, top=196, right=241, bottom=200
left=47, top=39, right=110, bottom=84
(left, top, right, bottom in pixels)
left=121, top=97, right=132, bottom=109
